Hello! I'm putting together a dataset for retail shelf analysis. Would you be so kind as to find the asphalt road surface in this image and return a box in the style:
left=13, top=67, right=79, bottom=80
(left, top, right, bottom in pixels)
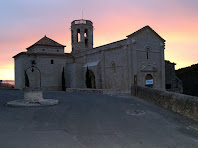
left=0, top=90, right=198, bottom=148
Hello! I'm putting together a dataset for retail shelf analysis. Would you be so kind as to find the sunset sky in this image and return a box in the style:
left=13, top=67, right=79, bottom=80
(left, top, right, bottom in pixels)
left=1, top=0, right=198, bottom=80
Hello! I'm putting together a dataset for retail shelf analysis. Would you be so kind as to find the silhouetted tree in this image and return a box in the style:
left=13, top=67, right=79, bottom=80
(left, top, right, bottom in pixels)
left=86, top=67, right=91, bottom=88
left=62, top=67, right=66, bottom=91
left=25, top=71, right=29, bottom=87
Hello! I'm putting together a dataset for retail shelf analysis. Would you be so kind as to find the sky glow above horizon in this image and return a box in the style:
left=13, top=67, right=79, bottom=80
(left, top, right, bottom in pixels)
left=0, top=0, right=198, bottom=80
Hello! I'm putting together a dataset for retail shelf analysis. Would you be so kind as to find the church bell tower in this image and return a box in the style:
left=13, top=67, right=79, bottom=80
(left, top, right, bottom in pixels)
left=71, top=19, right=93, bottom=54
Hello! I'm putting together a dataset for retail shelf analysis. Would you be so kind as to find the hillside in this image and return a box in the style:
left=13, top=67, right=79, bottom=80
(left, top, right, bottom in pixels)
left=0, top=80, right=15, bottom=89
left=176, top=64, right=198, bottom=97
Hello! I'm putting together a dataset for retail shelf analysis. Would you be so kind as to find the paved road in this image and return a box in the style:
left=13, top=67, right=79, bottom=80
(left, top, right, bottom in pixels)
left=0, top=90, right=198, bottom=148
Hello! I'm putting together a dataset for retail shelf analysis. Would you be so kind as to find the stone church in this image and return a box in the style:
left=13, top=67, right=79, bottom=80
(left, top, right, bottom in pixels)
left=14, top=19, right=166, bottom=93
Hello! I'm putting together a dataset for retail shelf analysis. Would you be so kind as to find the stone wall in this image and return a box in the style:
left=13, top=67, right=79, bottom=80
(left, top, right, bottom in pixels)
left=14, top=52, right=73, bottom=90
left=131, top=29, right=165, bottom=89
left=131, top=85, right=198, bottom=121
left=75, top=39, right=130, bottom=91
left=14, top=56, right=23, bottom=89
left=27, top=46, right=64, bottom=54
left=165, top=60, right=183, bottom=93
left=66, top=88, right=121, bottom=94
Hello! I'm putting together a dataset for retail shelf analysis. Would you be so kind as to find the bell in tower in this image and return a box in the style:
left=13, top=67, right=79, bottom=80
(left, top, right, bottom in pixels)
left=71, top=19, right=93, bottom=54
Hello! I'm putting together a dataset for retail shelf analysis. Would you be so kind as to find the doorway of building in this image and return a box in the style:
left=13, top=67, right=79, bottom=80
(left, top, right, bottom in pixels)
left=145, top=74, right=153, bottom=88
left=86, top=69, right=96, bottom=89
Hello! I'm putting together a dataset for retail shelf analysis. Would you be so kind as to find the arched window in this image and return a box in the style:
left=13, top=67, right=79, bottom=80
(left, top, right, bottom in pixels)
left=77, top=29, right=81, bottom=42
left=112, top=63, right=116, bottom=73
left=84, top=29, right=88, bottom=37
left=146, top=47, right=151, bottom=59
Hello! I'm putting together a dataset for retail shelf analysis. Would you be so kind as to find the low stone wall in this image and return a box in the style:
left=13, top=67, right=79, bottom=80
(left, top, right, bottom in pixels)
left=66, top=88, right=121, bottom=94
left=131, top=85, right=198, bottom=121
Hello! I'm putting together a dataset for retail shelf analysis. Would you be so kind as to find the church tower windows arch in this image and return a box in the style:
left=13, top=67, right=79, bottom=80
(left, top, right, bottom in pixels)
left=112, top=63, right=116, bottom=73
left=77, top=29, right=81, bottom=42
left=145, top=46, right=151, bottom=60
left=71, top=20, right=93, bottom=54
left=84, top=29, right=88, bottom=37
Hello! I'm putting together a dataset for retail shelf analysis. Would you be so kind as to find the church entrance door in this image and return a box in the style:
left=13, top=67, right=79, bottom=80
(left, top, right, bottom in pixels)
left=86, top=69, right=96, bottom=89
left=145, top=74, right=153, bottom=88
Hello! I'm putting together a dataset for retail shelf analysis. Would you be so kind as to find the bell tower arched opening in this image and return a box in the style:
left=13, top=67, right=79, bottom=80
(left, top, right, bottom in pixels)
left=77, top=29, right=81, bottom=42
left=71, top=19, right=93, bottom=54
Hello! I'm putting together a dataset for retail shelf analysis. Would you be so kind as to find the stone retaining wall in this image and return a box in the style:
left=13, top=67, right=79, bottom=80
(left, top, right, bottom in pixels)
left=66, top=88, right=121, bottom=94
left=131, top=85, right=198, bottom=121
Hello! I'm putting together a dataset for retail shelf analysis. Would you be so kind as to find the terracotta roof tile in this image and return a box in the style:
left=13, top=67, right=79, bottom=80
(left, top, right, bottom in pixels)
left=13, top=52, right=74, bottom=59
left=27, top=36, right=66, bottom=49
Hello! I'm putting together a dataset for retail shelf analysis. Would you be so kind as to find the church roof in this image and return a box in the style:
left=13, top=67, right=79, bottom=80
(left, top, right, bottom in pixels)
left=13, top=52, right=73, bottom=59
left=27, top=36, right=66, bottom=50
left=127, top=26, right=165, bottom=42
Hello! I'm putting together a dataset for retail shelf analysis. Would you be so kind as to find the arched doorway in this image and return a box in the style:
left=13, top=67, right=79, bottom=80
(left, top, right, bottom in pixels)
left=145, top=74, right=153, bottom=88
left=25, top=60, right=41, bottom=88
left=86, top=69, right=96, bottom=89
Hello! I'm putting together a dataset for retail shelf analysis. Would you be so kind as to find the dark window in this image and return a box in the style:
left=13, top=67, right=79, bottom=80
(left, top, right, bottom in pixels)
left=147, top=50, right=149, bottom=59
left=146, top=47, right=151, bottom=59
left=166, top=84, right=171, bottom=89
left=112, top=63, right=116, bottom=73
left=51, top=60, right=54, bottom=64
left=57, top=50, right=59, bottom=52
left=85, top=39, right=88, bottom=48
left=43, top=49, right=45, bottom=51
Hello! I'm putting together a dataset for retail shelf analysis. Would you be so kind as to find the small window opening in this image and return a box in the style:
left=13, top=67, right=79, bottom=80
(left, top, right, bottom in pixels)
left=166, top=84, right=171, bottom=89
left=77, top=29, right=81, bottom=42
left=57, top=50, right=59, bottom=52
left=146, top=47, right=151, bottom=60
left=51, top=60, right=54, bottom=64
left=43, top=49, right=45, bottom=51
left=112, top=63, right=116, bottom=73
left=85, top=39, right=88, bottom=48
left=84, top=29, right=88, bottom=37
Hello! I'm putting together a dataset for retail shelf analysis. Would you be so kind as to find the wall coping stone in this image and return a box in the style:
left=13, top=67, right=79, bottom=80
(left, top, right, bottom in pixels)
left=131, top=85, right=198, bottom=121
left=66, top=88, right=121, bottom=94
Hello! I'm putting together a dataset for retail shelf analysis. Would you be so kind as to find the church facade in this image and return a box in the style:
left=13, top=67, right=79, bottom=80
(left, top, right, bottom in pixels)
left=14, top=19, right=166, bottom=92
